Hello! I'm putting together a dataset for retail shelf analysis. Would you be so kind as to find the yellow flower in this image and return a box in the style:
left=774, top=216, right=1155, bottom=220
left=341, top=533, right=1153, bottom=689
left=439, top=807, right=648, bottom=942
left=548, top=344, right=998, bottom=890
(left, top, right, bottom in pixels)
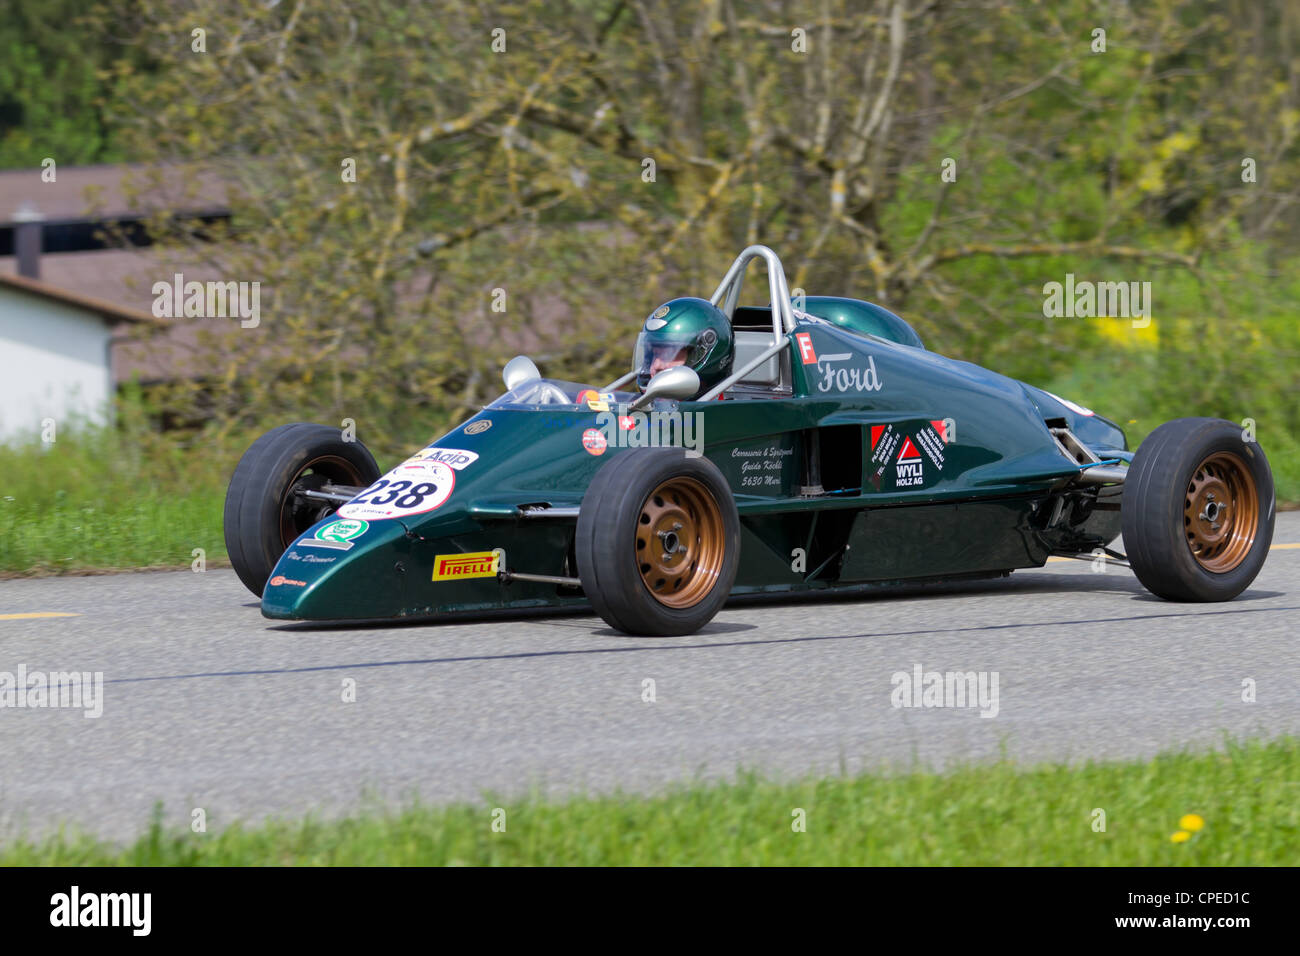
left=1179, top=814, right=1205, bottom=832
left=1171, top=830, right=1192, bottom=843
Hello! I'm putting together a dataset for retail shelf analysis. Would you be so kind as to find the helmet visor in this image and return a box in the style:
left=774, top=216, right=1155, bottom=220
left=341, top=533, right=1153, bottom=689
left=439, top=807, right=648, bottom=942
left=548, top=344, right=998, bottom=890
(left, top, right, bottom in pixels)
left=634, top=330, right=714, bottom=382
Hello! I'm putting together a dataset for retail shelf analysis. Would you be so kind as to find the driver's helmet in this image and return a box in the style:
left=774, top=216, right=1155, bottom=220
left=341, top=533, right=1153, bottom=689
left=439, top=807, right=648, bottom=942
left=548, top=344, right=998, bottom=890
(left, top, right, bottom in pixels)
left=634, top=297, right=734, bottom=394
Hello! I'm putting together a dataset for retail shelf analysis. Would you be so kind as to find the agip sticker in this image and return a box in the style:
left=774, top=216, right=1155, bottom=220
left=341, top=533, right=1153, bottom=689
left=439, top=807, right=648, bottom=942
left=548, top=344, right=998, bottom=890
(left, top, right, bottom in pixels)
left=403, top=447, right=479, bottom=470
left=582, top=428, right=608, bottom=455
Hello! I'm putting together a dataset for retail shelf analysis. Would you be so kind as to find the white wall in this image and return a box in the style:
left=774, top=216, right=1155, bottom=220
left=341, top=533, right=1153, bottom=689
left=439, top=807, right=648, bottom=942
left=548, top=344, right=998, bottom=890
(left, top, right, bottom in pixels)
left=0, top=287, right=114, bottom=444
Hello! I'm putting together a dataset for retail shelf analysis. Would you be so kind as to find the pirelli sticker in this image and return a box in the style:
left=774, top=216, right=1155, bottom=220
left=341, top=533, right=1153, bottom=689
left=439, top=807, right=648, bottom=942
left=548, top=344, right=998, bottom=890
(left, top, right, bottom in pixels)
left=432, top=550, right=501, bottom=581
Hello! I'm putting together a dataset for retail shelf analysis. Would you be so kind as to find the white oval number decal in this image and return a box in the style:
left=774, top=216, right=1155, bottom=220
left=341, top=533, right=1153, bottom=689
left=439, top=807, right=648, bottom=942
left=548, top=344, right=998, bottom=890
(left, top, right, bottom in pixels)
left=337, top=460, right=455, bottom=520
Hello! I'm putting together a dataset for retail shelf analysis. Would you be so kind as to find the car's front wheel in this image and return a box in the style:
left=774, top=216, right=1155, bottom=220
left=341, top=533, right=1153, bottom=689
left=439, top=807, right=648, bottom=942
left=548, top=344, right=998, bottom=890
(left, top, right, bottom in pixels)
left=575, top=447, right=739, bottom=635
left=223, top=423, right=380, bottom=596
left=1122, top=417, right=1274, bottom=601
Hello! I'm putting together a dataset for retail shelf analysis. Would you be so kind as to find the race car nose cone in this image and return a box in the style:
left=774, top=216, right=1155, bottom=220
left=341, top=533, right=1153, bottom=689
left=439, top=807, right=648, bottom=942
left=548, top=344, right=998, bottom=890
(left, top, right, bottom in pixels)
left=261, top=564, right=405, bottom=621
left=260, top=521, right=411, bottom=621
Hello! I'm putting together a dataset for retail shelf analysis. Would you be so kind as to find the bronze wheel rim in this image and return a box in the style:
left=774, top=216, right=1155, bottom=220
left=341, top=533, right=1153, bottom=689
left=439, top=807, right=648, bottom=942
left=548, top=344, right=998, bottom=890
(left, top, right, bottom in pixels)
left=278, top=455, right=367, bottom=549
left=1183, top=451, right=1258, bottom=573
left=636, top=476, right=725, bottom=608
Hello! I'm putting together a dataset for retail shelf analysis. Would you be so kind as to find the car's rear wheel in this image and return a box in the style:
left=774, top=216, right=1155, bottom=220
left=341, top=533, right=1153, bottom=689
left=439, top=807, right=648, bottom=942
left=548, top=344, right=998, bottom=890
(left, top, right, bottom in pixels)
left=576, top=447, right=739, bottom=635
left=223, top=423, right=380, bottom=596
left=1122, top=417, right=1274, bottom=601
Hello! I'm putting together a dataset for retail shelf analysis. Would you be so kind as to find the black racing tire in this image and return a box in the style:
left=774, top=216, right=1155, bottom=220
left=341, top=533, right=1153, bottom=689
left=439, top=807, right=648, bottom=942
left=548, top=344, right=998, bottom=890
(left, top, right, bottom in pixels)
left=223, top=423, right=380, bottom=596
left=576, top=447, right=740, bottom=636
left=1122, top=417, right=1274, bottom=602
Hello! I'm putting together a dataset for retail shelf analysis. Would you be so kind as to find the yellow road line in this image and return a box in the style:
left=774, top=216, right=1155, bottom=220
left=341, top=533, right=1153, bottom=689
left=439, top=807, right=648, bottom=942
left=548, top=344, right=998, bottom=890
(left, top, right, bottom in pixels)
left=0, top=612, right=81, bottom=620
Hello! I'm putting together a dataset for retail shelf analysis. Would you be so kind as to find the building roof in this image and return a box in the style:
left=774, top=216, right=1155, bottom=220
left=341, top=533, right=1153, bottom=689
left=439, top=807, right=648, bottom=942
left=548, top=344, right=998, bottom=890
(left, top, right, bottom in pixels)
left=0, top=163, right=229, bottom=226
left=0, top=271, right=153, bottom=325
left=0, top=248, right=170, bottom=314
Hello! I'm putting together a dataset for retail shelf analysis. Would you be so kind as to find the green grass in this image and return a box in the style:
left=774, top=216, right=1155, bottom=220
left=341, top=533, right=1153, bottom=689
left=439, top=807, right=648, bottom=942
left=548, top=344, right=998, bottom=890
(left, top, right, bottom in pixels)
left=1038, top=313, right=1300, bottom=503
left=0, top=419, right=230, bottom=574
left=4, top=737, right=1296, bottom=865
left=0, top=490, right=224, bottom=574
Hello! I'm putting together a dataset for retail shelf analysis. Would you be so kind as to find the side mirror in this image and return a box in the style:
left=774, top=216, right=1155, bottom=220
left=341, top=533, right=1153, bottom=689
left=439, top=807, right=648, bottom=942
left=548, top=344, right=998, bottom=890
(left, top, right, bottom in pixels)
left=502, top=355, right=541, bottom=391
left=631, top=366, right=700, bottom=409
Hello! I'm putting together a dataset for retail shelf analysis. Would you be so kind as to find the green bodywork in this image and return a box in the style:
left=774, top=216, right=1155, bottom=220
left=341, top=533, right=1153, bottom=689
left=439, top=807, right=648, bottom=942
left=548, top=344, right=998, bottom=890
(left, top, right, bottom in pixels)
left=263, top=310, right=1126, bottom=622
left=801, top=296, right=926, bottom=349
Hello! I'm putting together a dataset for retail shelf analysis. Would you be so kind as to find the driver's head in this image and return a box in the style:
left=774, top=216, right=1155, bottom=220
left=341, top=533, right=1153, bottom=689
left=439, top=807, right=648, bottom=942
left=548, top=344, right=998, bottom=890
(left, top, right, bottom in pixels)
left=634, top=297, right=734, bottom=394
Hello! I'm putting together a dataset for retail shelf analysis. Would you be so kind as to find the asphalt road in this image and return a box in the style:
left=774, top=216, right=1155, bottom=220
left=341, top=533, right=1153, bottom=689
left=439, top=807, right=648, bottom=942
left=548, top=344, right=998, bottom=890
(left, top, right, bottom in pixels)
left=2, top=515, right=1297, bottom=843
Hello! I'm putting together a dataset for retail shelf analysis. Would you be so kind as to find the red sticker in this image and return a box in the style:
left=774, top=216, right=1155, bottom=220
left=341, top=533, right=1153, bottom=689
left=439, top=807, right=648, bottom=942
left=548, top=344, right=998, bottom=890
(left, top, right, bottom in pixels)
left=618, top=415, right=636, bottom=431
left=795, top=332, right=817, bottom=365
left=582, top=428, right=608, bottom=455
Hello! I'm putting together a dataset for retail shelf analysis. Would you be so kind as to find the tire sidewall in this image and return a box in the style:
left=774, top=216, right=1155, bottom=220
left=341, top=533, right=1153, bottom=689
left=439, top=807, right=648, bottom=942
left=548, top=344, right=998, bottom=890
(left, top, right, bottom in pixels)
left=224, top=424, right=379, bottom=596
left=578, top=448, right=740, bottom=635
left=1124, top=418, right=1274, bottom=601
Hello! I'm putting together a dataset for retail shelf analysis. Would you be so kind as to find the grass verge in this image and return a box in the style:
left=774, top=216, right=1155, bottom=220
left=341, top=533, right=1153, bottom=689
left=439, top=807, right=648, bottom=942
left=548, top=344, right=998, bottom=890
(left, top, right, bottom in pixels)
left=0, top=423, right=229, bottom=574
left=3, top=736, right=1296, bottom=865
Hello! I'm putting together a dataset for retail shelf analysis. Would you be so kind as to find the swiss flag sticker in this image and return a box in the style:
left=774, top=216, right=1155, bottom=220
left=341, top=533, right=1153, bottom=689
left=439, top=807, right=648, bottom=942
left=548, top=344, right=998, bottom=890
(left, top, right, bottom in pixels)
left=795, top=332, right=817, bottom=365
left=930, top=420, right=948, bottom=443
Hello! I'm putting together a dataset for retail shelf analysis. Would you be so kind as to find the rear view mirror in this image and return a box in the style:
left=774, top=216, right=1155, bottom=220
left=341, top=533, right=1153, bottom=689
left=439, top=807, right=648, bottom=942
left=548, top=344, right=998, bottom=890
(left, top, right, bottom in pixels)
left=502, top=355, right=541, bottom=390
left=631, top=366, right=700, bottom=409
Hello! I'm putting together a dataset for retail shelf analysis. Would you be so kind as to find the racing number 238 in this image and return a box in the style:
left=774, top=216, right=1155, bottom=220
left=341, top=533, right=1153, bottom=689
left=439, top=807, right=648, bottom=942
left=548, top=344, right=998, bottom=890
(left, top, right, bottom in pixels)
left=349, top=479, right=437, bottom=510
left=337, top=460, right=456, bottom=520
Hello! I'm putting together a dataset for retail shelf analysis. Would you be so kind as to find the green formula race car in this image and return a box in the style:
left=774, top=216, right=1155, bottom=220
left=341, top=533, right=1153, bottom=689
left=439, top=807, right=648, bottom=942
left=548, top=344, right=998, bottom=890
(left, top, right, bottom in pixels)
left=223, top=245, right=1275, bottom=635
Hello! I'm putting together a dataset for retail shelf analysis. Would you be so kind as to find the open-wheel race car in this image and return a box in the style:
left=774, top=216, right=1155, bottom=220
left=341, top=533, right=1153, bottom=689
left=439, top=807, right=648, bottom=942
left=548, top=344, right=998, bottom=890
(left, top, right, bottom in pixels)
left=224, top=245, right=1276, bottom=635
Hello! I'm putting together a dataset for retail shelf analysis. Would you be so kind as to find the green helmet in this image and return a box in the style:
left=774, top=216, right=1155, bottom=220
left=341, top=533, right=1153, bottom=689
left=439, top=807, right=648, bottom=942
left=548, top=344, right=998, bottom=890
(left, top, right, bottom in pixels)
left=634, top=297, right=734, bottom=394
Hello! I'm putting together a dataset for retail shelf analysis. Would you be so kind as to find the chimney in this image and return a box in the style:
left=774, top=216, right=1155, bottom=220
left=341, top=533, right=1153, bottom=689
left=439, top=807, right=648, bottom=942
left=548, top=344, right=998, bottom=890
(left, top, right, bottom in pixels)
left=13, top=203, right=44, bottom=280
